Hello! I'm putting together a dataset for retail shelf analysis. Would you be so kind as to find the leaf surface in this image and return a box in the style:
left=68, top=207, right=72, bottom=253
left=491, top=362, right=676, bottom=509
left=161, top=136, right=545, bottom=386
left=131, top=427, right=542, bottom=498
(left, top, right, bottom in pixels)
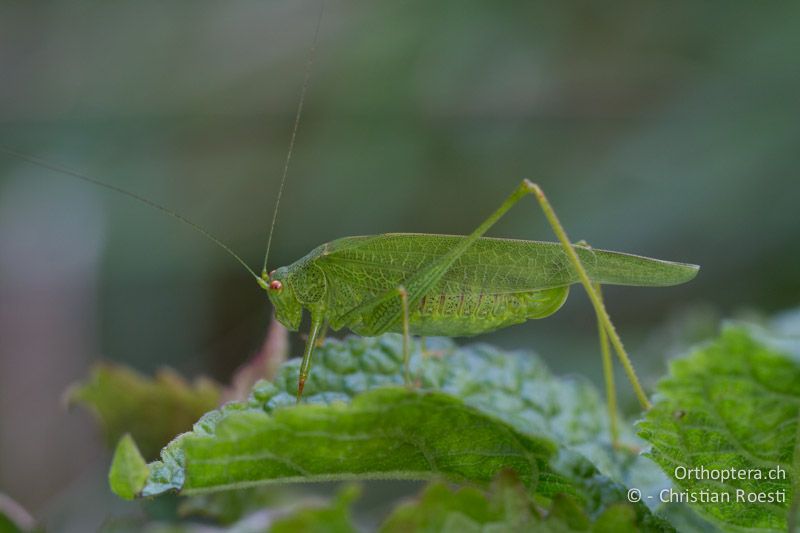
left=115, top=334, right=669, bottom=530
left=145, top=388, right=569, bottom=498
left=109, top=434, right=149, bottom=500
left=271, top=334, right=666, bottom=496
left=638, top=326, right=799, bottom=530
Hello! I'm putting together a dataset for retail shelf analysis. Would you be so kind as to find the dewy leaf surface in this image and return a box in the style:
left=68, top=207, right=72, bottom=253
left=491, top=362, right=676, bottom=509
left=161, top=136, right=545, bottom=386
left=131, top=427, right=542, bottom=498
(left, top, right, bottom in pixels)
left=638, top=326, right=799, bottom=531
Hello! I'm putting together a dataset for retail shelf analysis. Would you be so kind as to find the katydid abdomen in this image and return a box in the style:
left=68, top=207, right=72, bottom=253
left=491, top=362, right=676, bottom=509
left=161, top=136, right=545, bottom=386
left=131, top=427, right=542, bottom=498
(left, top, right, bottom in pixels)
left=400, top=286, right=569, bottom=337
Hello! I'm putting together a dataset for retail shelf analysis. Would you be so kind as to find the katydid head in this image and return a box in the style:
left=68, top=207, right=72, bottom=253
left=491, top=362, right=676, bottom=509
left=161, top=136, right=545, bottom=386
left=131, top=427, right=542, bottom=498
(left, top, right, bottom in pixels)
left=260, top=266, right=303, bottom=331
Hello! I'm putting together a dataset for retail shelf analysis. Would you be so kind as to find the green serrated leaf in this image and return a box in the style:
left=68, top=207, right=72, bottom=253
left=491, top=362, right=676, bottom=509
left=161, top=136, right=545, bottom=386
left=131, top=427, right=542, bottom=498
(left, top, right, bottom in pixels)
left=148, top=387, right=569, bottom=498
left=126, top=334, right=670, bottom=531
left=638, top=326, right=799, bottom=531
left=268, top=335, right=664, bottom=491
left=109, top=434, right=149, bottom=500
left=68, top=363, right=221, bottom=459
left=264, top=334, right=670, bottom=517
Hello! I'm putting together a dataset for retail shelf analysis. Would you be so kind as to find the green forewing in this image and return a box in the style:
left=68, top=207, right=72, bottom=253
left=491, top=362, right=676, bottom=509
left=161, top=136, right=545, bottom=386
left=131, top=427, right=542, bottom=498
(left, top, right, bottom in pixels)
left=305, top=233, right=698, bottom=336
left=318, top=234, right=698, bottom=289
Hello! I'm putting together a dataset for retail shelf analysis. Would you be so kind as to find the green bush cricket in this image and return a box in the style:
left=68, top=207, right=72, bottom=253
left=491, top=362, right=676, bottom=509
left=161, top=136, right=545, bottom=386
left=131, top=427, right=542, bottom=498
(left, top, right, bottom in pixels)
left=0, top=7, right=699, bottom=446
left=260, top=181, right=698, bottom=439
left=2, top=146, right=699, bottom=445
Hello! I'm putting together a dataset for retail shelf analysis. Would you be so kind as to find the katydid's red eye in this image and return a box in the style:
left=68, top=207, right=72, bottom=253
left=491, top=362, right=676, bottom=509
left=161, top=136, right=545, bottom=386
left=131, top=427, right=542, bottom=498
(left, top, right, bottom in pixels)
left=269, top=280, right=282, bottom=291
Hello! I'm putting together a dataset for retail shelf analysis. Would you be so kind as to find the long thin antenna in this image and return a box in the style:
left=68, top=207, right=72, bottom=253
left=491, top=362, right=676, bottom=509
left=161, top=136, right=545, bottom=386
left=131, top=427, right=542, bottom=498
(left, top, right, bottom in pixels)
left=0, top=147, right=261, bottom=282
left=261, top=0, right=326, bottom=276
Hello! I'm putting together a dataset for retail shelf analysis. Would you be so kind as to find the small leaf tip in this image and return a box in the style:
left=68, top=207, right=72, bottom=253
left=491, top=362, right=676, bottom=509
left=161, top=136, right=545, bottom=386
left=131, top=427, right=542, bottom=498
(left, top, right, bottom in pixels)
left=109, top=433, right=149, bottom=500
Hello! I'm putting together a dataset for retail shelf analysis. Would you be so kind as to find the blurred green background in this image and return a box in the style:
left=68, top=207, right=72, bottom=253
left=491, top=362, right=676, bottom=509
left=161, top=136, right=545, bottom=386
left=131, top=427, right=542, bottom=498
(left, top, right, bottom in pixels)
left=1, top=1, right=798, bottom=530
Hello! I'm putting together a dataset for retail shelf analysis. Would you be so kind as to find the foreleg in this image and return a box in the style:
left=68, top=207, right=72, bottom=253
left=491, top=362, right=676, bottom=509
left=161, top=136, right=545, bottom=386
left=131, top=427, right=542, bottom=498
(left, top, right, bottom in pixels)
left=296, top=311, right=325, bottom=403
